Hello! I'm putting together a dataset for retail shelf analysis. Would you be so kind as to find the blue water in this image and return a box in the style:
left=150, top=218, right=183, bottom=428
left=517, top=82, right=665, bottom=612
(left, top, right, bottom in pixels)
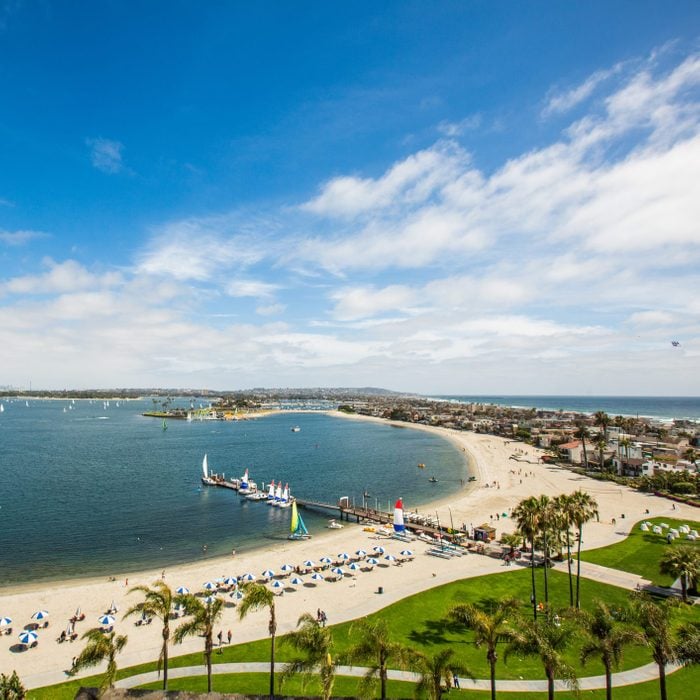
left=0, top=400, right=468, bottom=587
left=436, top=395, right=700, bottom=422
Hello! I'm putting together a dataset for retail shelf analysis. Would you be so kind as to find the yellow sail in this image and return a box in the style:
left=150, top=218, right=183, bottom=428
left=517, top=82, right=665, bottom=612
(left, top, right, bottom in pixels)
left=290, top=500, right=299, bottom=533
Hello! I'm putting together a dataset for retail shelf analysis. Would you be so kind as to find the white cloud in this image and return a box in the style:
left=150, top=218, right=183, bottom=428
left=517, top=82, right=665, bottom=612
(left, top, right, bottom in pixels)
left=0, top=259, right=121, bottom=296
left=256, top=303, right=286, bottom=316
left=226, top=280, right=279, bottom=299
left=0, top=228, right=47, bottom=246
left=542, top=65, right=621, bottom=116
left=86, top=137, right=125, bottom=174
left=437, top=114, right=482, bottom=136
left=330, top=285, right=417, bottom=321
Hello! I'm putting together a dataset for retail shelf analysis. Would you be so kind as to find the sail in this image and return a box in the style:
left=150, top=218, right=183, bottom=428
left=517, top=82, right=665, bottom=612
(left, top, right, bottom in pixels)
left=290, top=500, right=299, bottom=533
left=202, top=454, right=209, bottom=480
left=290, top=501, right=309, bottom=536
left=241, top=468, right=249, bottom=489
left=393, top=498, right=405, bottom=532
left=267, top=480, right=276, bottom=499
left=275, top=483, right=282, bottom=501
left=281, top=483, right=289, bottom=503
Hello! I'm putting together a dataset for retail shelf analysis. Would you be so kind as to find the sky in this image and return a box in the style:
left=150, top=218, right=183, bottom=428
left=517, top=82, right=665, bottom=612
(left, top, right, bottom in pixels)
left=1, top=1, right=700, bottom=395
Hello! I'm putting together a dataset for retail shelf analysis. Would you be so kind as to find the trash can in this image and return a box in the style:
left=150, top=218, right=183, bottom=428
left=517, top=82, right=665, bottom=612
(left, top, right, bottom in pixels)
left=378, top=586, right=384, bottom=594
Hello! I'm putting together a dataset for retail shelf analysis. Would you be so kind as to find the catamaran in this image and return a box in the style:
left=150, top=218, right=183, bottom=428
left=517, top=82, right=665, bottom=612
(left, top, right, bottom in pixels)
left=288, top=500, right=310, bottom=540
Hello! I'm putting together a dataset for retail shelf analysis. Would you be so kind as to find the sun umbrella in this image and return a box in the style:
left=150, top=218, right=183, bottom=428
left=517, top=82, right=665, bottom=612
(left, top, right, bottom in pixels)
left=204, top=595, right=219, bottom=605
left=290, top=577, right=304, bottom=585
left=270, top=580, right=285, bottom=589
left=241, top=572, right=256, bottom=582
left=18, top=630, right=38, bottom=645
left=303, top=560, right=315, bottom=568
left=331, top=567, right=345, bottom=576
left=310, top=572, right=325, bottom=581
left=261, top=569, right=275, bottom=579
left=319, top=556, right=332, bottom=564
left=355, top=549, right=367, bottom=557
left=400, top=549, right=414, bottom=557
left=337, top=552, right=350, bottom=560
left=31, top=610, right=49, bottom=621
left=223, top=577, right=237, bottom=586
left=202, top=581, right=217, bottom=591
left=97, top=615, right=115, bottom=626
left=372, top=545, right=385, bottom=554
left=0, top=617, right=12, bottom=627
left=232, top=590, right=245, bottom=600
left=348, top=562, right=361, bottom=571
left=280, top=564, right=294, bottom=573
left=366, top=557, right=379, bottom=565
left=175, top=586, right=190, bottom=595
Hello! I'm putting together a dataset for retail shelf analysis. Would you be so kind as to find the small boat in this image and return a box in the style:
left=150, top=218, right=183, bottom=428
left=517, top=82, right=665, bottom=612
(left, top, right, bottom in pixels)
left=201, top=454, right=216, bottom=485
left=417, top=463, right=425, bottom=469
left=162, top=418, right=168, bottom=431
left=428, top=476, right=438, bottom=483
left=327, top=519, right=344, bottom=529
left=246, top=491, right=267, bottom=501
left=0, top=403, right=4, bottom=412
left=289, top=500, right=311, bottom=540
left=239, top=469, right=251, bottom=494
left=291, top=426, right=301, bottom=432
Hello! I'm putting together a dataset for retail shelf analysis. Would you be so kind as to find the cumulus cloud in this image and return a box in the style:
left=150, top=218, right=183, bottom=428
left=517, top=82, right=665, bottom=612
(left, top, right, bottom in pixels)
left=86, top=137, right=125, bottom=174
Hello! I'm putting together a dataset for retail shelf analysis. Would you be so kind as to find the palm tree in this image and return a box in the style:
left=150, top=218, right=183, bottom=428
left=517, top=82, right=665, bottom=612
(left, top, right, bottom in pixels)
left=123, top=580, right=174, bottom=690
left=675, top=622, right=700, bottom=666
left=536, top=495, right=553, bottom=603
left=594, top=411, right=611, bottom=443
left=579, top=601, right=643, bottom=700
left=553, top=494, right=575, bottom=606
left=0, top=670, right=26, bottom=700
left=282, top=612, right=337, bottom=700
left=575, top=422, right=590, bottom=469
left=570, top=490, right=599, bottom=608
left=683, top=448, right=698, bottom=465
left=513, top=496, right=541, bottom=620
left=449, top=598, right=519, bottom=700
left=630, top=593, right=678, bottom=700
left=409, top=648, right=472, bottom=700
left=596, top=438, right=607, bottom=473
left=238, top=583, right=277, bottom=699
left=345, top=617, right=409, bottom=700
left=659, top=546, right=700, bottom=603
left=173, top=594, right=224, bottom=693
left=505, top=608, right=578, bottom=700
left=618, top=438, right=631, bottom=473
left=71, top=628, right=128, bottom=696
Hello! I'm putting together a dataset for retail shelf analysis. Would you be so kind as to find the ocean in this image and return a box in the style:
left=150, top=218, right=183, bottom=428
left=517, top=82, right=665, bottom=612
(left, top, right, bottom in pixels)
left=435, top=395, right=700, bottom=422
left=0, top=400, right=468, bottom=587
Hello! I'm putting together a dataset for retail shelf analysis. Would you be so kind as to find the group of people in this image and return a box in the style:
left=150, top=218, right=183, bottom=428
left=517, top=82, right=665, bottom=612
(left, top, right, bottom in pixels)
left=216, top=629, right=233, bottom=648
left=316, top=608, right=328, bottom=627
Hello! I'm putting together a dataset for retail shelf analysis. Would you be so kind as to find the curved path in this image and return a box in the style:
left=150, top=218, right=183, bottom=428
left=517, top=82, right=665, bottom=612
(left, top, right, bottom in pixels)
left=116, top=660, right=681, bottom=693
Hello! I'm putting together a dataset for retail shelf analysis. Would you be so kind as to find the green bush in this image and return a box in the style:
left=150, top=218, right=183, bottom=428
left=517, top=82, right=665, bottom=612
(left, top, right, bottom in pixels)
left=671, top=482, right=696, bottom=494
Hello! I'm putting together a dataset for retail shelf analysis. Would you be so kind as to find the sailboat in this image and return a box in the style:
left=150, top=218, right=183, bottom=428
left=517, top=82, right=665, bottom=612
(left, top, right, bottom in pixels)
left=0, top=403, right=4, bottom=413
left=201, top=454, right=215, bottom=485
left=393, top=498, right=406, bottom=533
left=266, top=480, right=276, bottom=501
left=162, top=418, right=168, bottom=431
left=239, top=469, right=251, bottom=494
left=278, top=483, right=292, bottom=508
left=288, top=500, right=310, bottom=540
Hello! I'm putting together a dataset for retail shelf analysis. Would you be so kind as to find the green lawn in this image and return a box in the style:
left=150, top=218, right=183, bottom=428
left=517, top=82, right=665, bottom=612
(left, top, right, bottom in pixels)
left=27, top=567, right=700, bottom=699
left=579, top=517, right=700, bottom=585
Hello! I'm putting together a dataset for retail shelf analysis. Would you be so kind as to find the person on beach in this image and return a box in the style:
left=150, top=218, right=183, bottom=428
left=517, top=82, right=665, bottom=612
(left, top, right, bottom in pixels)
left=217, top=630, right=223, bottom=646
left=227, top=629, right=232, bottom=644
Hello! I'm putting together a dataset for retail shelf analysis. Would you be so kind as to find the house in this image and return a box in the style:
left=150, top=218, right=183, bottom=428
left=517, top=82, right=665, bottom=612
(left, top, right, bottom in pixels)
left=558, top=440, right=583, bottom=464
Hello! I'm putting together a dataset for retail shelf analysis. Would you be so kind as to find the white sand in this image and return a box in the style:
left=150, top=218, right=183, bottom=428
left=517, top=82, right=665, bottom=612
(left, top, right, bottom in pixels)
left=1, top=414, right=694, bottom=689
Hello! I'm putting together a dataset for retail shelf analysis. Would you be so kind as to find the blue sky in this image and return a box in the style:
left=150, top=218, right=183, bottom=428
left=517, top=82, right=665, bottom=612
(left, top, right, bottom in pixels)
left=1, top=1, right=699, bottom=394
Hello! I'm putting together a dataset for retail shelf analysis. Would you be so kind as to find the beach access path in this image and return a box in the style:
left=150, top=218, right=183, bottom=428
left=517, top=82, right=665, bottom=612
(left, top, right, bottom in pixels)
left=1, top=414, right=696, bottom=690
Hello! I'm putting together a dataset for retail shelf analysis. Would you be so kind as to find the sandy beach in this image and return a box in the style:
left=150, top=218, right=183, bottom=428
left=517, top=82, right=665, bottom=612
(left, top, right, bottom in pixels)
left=1, top=414, right=694, bottom=690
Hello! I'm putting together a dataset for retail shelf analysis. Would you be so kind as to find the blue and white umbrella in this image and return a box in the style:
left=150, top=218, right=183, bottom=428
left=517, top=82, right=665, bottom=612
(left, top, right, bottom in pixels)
left=202, top=581, right=217, bottom=591
left=241, top=572, right=256, bottom=582
left=97, top=615, right=115, bottom=626
left=331, top=567, right=345, bottom=576
left=231, top=590, right=245, bottom=600
left=261, top=569, right=275, bottom=579
left=223, top=577, right=237, bottom=586
left=337, top=552, right=350, bottom=560
left=290, top=577, right=304, bottom=586
left=348, top=562, right=361, bottom=571
left=175, top=586, right=190, bottom=595
left=400, top=549, right=414, bottom=557
left=384, top=554, right=397, bottom=562
left=204, top=595, right=219, bottom=605
left=310, top=572, right=324, bottom=582
left=270, top=580, right=285, bottom=589
left=372, top=546, right=385, bottom=554
left=355, top=549, right=367, bottom=557
left=366, top=557, right=379, bottom=565
left=319, top=556, right=332, bottom=564
left=0, top=617, right=12, bottom=627
left=31, top=610, right=49, bottom=621
left=280, top=564, right=294, bottom=573
left=18, top=630, right=38, bottom=645
left=302, top=560, right=315, bottom=568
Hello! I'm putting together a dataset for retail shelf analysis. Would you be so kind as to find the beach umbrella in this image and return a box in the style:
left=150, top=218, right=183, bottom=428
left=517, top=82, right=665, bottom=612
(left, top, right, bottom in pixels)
left=204, top=595, right=219, bottom=605
left=0, top=617, right=12, bottom=627
left=319, top=556, right=332, bottom=564
left=232, top=590, right=245, bottom=600
left=303, top=560, right=315, bottom=568
left=202, top=581, right=217, bottom=591
left=331, top=567, right=345, bottom=576
left=261, top=569, right=275, bottom=579
left=367, top=557, right=379, bottom=565
left=372, top=546, right=385, bottom=554
left=384, top=554, right=397, bottom=562
left=270, top=580, right=285, bottom=589
left=97, top=615, right=115, bottom=626
left=74, top=607, right=82, bottom=617
left=280, top=564, right=294, bottom=573
left=241, top=573, right=256, bottom=582
left=310, top=573, right=325, bottom=582
left=337, top=552, right=350, bottom=560
left=175, top=586, right=190, bottom=595
left=290, top=577, right=304, bottom=585
left=31, top=610, right=49, bottom=621
left=400, top=549, right=414, bottom=557
left=18, top=630, right=38, bottom=646
left=355, top=549, right=367, bottom=557
left=223, top=577, right=237, bottom=586
left=348, top=563, right=361, bottom=571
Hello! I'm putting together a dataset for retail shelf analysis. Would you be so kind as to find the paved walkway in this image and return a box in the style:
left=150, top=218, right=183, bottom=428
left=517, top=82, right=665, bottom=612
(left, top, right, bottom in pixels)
left=116, top=660, right=681, bottom=692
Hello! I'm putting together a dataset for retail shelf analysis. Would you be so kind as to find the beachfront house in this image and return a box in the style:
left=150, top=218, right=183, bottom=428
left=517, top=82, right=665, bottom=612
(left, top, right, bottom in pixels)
left=558, top=439, right=583, bottom=464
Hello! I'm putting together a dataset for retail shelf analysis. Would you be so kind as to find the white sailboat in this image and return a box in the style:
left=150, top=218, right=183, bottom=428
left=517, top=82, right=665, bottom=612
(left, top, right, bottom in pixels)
left=201, top=454, right=215, bottom=485
left=269, top=481, right=283, bottom=506
left=239, top=468, right=251, bottom=494
left=266, top=480, right=276, bottom=501
left=278, top=483, right=292, bottom=508
left=0, top=403, right=4, bottom=412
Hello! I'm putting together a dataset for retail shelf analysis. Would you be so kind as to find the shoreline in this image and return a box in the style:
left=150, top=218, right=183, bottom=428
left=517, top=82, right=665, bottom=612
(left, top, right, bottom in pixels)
left=2, top=414, right=698, bottom=689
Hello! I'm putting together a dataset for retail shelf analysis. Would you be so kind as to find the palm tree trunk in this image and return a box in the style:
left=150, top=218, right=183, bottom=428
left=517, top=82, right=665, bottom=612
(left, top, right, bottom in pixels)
left=658, top=660, right=667, bottom=700
left=576, top=527, right=583, bottom=608
left=490, top=658, right=497, bottom=700
left=546, top=669, right=554, bottom=700
left=530, top=536, right=538, bottom=620
left=162, top=624, right=169, bottom=691
left=269, top=632, right=275, bottom=699
left=605, top=664, right=612, bottom=700
left=205, top=638, right=213, bottom=693
left=681, top=575, right=688, bottom=603
left=543, top=529, right=549, bottom=603
left=566, top=530, right=573, bottom=606
left=380, top=649, right=387, bottom=700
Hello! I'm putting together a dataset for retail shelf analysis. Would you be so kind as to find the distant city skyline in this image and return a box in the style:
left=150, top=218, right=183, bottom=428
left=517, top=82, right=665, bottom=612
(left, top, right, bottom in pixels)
left=1, top=2, right=699, bottom=394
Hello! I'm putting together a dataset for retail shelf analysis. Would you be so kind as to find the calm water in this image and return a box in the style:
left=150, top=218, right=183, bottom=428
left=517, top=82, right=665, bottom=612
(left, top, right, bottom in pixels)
left=437, top=395, right=700, bottom=422
left=0, top=400, right=468, bottom=587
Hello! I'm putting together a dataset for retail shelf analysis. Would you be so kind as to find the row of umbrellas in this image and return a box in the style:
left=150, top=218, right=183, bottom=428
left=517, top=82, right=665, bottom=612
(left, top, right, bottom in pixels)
left=0, top=609, right=119, bottom=646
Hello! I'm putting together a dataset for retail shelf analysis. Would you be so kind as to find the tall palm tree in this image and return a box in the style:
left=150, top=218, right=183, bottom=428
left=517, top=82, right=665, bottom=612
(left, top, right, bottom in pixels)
left=282, top=612, right=337, bottom=700
left=505, top=608, right=578, bottom=700
left=594, top=411, right=611, bottom=443
left=553, top=494, right=575, bottom=606
left=173, top=594, right=224, bottom=693
left=619, top=438, right=631, bottom=473
left=659, top=546, right=700, bottom=603
left=675, top=622, right=700, bottom=666
left=536, top=495, right=553, bottom=603
left=513, top=496, right=541, bottom=620
left=238, top=583, right=277, bottom=700
left=345, top=617, right=409, bottom=700
left=579, top=601, right=643, bottom=700
left=630, top=593, right=678, bottom=700
left=71, top=628, right=128, bottom=696
left=596, top=438, right=607, bottom=473
left=409, top=648, right=472, bottom=700
left=123, top=580, right=174, bottom=690
left=449, top=598, right=519, bottom=700
left=575, top=422, right=590, bottom=469
left=570, top=490, right=599, bottom=608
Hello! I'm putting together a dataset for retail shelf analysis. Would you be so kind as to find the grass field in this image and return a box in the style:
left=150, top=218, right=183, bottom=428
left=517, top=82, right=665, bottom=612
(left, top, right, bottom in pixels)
left=579, top=517, right=700, bottom=585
